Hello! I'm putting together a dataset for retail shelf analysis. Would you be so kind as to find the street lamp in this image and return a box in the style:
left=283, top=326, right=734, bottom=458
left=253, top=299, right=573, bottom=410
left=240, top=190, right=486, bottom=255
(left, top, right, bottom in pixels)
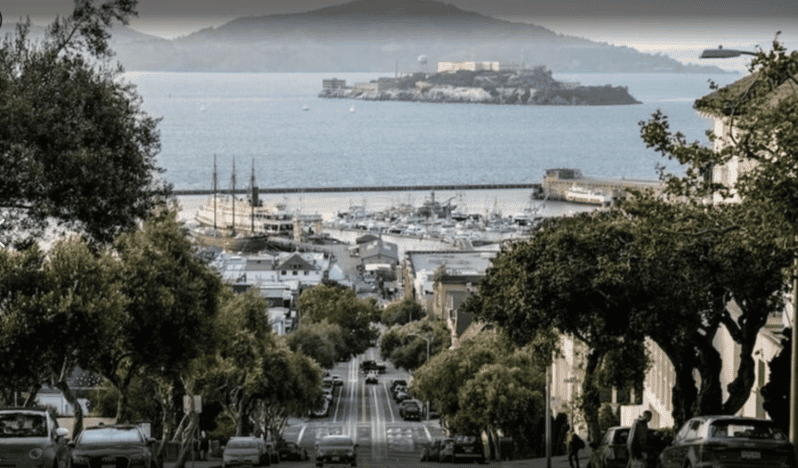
left=409, top=332, right=432, bottom=420
left=699, top=45, right=757, bottom=59
left=701, top=46, right=798, bottom=456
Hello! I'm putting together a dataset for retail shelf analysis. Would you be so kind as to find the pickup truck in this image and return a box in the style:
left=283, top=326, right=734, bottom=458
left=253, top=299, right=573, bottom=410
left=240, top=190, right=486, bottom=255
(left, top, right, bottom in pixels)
left=359, top=360, right=387, bottom=374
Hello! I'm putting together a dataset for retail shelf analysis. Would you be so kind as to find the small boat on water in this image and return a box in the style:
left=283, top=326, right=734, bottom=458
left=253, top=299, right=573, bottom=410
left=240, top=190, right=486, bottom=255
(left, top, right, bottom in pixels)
left=350, top=105, right=355, bottom=113
left=303, top=105, right=309, bottom=111
left=564, top=185, right=612, bottom=206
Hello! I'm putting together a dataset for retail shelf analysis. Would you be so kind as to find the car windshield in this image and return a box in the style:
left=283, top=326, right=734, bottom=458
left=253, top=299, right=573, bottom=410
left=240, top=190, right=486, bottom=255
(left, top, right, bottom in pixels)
left=710, top=421, right=787, bottom=440
left=79, top=428, right=142, bottom=444
left=0, top=414, right=47, bottom=438
left=455, top=435, right=477, bottom=444
left=227, top=439, right=258, bottom=449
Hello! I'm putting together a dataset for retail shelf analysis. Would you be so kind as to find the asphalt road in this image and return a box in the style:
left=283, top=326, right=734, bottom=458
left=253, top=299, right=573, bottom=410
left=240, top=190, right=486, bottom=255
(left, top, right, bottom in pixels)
left=280, top=347, right=448, bottom=468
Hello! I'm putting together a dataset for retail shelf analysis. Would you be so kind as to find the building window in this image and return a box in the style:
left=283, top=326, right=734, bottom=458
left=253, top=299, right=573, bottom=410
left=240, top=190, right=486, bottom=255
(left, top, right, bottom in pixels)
left=282, top=271, right=287, bottom=275
left=293, top=271, right=298, bottom=276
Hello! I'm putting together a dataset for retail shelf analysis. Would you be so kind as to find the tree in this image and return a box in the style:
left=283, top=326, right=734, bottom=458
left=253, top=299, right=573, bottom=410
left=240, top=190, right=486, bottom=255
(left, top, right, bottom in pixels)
left=284, top=320, right=346, bottom=369
left=100, top=211, right=223, bottom=422
left=379, top=319, right=450, bottom=371
left=381, top=297, right=426, bottom=326
left=411, top=330, right=546, bottom=457
left=0, top=0, right=169, bottom=246
left=0, top=239, right=126, bottom=436
left=297, top=284, right=379, bottom=357
left=637, top=36, right=798, bottom=426
left=201, top=288, right=321, bottom=439
left=465, top=211, right=649, bottom=440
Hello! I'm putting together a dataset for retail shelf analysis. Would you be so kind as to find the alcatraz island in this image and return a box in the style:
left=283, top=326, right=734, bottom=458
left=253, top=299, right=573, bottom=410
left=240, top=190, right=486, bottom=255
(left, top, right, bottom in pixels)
left=319, top=61, right=641, bottom=106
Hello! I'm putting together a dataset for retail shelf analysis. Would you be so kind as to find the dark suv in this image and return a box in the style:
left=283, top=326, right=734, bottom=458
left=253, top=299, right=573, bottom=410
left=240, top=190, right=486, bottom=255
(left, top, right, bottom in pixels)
left=0, top=408, right=71, bottom=468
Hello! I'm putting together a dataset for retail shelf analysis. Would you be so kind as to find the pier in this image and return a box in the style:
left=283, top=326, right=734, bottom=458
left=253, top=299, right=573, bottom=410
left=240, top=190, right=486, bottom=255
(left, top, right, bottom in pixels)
left=173, top=183, right=542, bottom=196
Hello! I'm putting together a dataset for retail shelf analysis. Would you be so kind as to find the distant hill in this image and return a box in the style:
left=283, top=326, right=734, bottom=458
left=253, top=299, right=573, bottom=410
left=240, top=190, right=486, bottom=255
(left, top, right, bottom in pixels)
left=5, top=0, right=728, bottom=74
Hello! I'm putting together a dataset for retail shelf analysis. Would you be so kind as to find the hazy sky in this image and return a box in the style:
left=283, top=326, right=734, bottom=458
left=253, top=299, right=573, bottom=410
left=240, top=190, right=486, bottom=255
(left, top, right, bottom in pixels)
left=4, top=0, right=797, bottom=71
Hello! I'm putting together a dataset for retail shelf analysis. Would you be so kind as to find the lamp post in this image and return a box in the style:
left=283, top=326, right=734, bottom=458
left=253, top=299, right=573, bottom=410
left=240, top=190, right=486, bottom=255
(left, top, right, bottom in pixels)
left=701, top=46, right=798, bottom=456
left=409, top=332, right=432, bottom=420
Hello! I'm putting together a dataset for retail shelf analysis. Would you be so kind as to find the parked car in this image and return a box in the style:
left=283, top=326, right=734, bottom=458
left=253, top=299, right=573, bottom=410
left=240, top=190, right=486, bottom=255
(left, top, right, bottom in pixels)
left=223, top=436, right=270, bottom=467
left=420, top=438, right=454, bottom=462
left=315, top=434, right=357, bottom=467
left=365, top=372, right=378, bottom=385
left=391, top=385, right=407, bottom=399
left=389, top=379, right=407, bottom=392
left=310, top=397, right=330, bottom=418
left=0, top=408, right=71, bottom=468
left=587, top=426, right=631, bottom=468
left=451, top=434, right=486, bottom=464
left=70, top=424, right=156, bottom=468
left=399, top=400, right=422, bottom=421
left=276, top=440, right=309, bottom=461
left=394, top=391, right=411, bottom=403
left=657, top=416, right=796, bottom=468
left=330, top=375, right=344, bottom=387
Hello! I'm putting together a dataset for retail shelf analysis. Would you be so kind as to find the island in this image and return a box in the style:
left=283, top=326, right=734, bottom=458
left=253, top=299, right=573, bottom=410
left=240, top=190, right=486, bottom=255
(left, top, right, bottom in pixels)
left=319, top=64, right=641, bottom=106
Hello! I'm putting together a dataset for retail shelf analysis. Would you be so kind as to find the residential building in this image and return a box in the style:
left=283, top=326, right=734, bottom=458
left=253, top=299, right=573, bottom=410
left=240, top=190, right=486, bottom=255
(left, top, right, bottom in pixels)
left=402, top=249, right=498, bottom=345
left=210, top=250, right=345, bottom=333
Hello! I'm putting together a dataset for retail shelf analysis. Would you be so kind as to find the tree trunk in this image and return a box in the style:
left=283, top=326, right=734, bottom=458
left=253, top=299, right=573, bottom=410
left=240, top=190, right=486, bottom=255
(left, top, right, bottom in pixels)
left=671, top=360, right=698, bottom=429
left=173, top=413, right=199, bottom=468
left=54, top=380, right=83, bottom=437
left=695, top=339, right=723, bottom=415
left=580, top=349, right=603, bottom=442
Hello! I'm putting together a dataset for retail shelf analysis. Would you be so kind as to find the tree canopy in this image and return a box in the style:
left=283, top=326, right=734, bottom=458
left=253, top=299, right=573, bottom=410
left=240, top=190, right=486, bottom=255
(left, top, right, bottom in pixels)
left=297, top=283, right=379, bottom=358
left=0, top=0, right=168, bottom=246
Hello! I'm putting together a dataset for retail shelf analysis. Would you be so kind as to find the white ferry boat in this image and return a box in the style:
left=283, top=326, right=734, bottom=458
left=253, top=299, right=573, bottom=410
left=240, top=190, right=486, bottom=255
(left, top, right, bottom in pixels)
left=564, top=185, right=612, bottom=206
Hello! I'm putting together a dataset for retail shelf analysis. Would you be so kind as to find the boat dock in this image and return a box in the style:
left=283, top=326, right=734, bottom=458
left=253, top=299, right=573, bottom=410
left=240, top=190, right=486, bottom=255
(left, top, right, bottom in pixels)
left=541, top=168, right=663, bottom=204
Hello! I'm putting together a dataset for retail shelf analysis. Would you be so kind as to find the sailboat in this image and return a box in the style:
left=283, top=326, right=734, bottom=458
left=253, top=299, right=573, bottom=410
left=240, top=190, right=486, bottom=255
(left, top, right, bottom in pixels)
left=350, top=105, right=355, bottom=113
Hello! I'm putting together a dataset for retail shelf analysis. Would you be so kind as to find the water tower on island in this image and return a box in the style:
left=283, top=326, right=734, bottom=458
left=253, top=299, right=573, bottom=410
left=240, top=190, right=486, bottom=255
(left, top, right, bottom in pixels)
left=417, top=55, right=428, bottom=75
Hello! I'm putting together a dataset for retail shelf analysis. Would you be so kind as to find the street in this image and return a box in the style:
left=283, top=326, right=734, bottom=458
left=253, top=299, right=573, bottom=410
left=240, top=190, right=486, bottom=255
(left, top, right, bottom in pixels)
left=280, top=347, right=448, bottom=467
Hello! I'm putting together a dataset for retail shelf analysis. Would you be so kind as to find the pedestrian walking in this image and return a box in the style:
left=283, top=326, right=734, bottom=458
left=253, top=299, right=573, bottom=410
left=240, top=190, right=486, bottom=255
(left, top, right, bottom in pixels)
left=627, top=410, right=652, bottom=468
left=199, top=431, right=209, bottom=461
left=568, top=432, right=585, bottom=468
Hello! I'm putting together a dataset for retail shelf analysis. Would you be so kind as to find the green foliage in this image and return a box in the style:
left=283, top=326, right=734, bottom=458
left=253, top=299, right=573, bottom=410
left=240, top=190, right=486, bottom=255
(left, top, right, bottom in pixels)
left=298, top=284, right=379, bottom=357
left=0, top=1, right=169, bottom=246
left=411, top=330, right=545, bottom=448
left=598, top=403, right=621, bottom=436
left=378, top=319, right=450, bottom=371
left=380, top=297, right=426, bottom=326
left=284, top=320, right=345, bottom=369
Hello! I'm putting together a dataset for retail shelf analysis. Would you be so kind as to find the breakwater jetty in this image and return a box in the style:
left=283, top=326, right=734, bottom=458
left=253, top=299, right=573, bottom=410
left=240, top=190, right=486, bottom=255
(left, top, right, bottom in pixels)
left=172, top=183, right=541, bottom=196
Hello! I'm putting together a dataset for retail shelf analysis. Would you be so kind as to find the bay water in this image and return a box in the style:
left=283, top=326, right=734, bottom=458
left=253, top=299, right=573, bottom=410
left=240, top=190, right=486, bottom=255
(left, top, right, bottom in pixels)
left=123, top=71, right=741, bottom=217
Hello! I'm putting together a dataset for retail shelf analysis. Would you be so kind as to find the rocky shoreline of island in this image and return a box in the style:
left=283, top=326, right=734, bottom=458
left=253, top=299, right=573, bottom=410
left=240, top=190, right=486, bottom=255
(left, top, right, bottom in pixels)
left=318, top=65, right=641, bottom=106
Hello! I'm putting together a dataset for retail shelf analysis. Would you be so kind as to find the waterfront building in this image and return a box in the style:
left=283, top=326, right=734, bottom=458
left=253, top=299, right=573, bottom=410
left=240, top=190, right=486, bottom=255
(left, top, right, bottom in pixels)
left=436, top=61, right=500, bottom=73
left=322, top=78, right=347, bottom=90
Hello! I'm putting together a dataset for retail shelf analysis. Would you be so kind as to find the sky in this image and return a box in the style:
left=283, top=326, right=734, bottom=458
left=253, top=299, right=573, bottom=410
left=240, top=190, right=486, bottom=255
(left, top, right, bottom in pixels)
left=3, top=0, right=797, bottom=72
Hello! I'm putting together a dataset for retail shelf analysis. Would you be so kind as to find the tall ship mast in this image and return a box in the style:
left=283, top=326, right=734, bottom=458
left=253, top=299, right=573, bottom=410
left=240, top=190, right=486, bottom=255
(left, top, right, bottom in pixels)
left=230, top=157, right=236, bottom=235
